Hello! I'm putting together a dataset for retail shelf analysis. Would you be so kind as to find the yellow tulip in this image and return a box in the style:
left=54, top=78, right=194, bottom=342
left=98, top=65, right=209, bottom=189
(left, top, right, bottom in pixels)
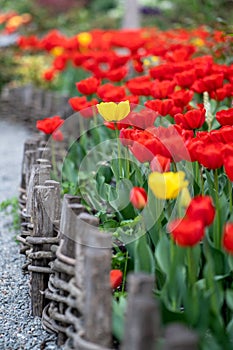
left=97, top=101, right=130, bottom=122
left=77, top=32, right=92, bottom=47
left=148, top=171, right=189, bottom=200
left=50, top=46, right=64, bottom=57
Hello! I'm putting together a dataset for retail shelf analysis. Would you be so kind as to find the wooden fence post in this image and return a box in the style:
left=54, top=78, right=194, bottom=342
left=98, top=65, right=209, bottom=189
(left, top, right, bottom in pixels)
left=29, top=183, right=60, bottom=316
left=18, top=161, right=51, bottom=257
left=163, top=323, right=199, bottom=350
left=42, top=195, right=86, bottom=344
left=66, top=215, right=112, bottom=350
left=82, top=246, right=112, bottom=347
left=20, top=138, right=40, bottom=193
left=121, top=273, right=160, bottom=350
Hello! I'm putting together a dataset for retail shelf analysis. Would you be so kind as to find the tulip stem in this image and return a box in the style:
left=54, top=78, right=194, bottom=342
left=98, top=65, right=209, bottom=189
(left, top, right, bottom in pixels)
left=170, top=237, right=175, bottom=263
left=229, top=179, right=232, bottom=213
left=92, top=105, right=97, bottom=127
left=187, top=247, right=196, bottom=286
left=51, top=139, right=58, bottom=180
left=115, top=126, right=123, bottom=178
left=214, top=169, right=220, bottom=249
left=121, top=251, right=128, bottom=294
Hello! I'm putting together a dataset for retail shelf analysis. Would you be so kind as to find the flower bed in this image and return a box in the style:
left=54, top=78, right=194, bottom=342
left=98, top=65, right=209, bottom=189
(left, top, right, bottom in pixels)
left=19, top=25, right=233, bottom=348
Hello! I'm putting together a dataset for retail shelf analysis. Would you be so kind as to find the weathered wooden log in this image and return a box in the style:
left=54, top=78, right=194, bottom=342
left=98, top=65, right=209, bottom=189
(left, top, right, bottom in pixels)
left=20, top=138, right=40, bottom=192
left=81, top=246, right=112, bottom=348
left=42, top=195, right=86, bottom=343
left=18, top=160, right=51, bottom=258
left=29, top=182, right=61, bottom=316
left=62, top=214, right=112, bottom=350
left=163, top=323, right=199, bottom=350
left=26, top=163, right=51, bottom=217
left=121, top=273, right=160, bottom=350
left=36, top=147, right=51, bottom=161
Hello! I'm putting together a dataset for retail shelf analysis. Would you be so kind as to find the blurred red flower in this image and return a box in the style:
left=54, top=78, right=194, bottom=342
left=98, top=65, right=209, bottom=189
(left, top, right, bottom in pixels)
left=150, top=154, right=171, bottom=172
left=216, top=108, right=233, bottom=126
left=129, top=187, right=148, bottom=209
left=174, top=108, right=206, bottom=130
left=195, top=142, right=223, bottom=169
left=126, top=76, right=152, bottom=96
left=36, top=116, right=64, bottom=134
left=224, top=156, right=233, bottom=182
left=191, top=73, right=224, bottom=93
left=76, top=76, right=100, bottom=95
left=186, top=195, right=215, bottom=227
left=110, top=269, right=123, bottom=289
left=168, top=217, right=205, bottom=247
left=223, top=223, right=233, bottom=254
left=145, top=99, right=174, bottom=116
left=175, top=69, right=197, bottom=88
left=169, top=89, right=194, bottom=108
left=52, top=129, right=64, bottom=141
left=151, top=80, right=176, bottom=99
left=69, top=96, right=98, bottom=117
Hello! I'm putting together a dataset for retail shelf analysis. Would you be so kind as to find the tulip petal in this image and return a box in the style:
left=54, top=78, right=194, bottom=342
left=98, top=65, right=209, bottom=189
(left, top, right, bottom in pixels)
left=97, top=102, right=118, bottom=121
left=116, top=100, right=130, bottom=121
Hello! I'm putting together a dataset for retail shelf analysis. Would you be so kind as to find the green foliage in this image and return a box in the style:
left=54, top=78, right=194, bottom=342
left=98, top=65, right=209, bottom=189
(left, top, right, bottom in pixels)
left=0, top=197, right=20, bottom=232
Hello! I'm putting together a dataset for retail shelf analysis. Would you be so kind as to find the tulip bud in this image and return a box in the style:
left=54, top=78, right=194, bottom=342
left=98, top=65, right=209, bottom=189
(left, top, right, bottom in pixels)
left=52, top=129, right=64, bottom=141
left=129, top=187, right=148, bottom=209
left=223, top=223, right=233, bottom=254
left=186, top=195, right=215, bottom=227
left=110, top=269, right=123, bottom=289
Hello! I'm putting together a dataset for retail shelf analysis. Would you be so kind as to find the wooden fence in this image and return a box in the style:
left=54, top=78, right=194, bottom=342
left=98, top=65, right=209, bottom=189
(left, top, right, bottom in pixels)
left=0, top=84, right=72, bottom=128
left=17, top=135, right=199, bottom=350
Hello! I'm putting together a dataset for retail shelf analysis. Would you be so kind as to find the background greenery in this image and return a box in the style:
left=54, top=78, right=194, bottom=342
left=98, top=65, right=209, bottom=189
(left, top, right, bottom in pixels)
left=0, top=0, right=232, bottom=34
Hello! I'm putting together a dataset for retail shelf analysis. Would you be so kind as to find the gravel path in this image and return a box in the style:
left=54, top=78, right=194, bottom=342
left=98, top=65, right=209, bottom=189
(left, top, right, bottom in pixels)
left=0, top=120, right=61, bottom=349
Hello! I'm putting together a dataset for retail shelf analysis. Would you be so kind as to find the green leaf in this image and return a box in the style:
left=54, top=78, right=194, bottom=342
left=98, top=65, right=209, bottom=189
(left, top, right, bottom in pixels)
left=112, top=296, right=127, bottom=342
left=227, top=317, right=233, bottom=340
left=226, top=289, right=233, bottom=311
left=155, top=234, right=170, bottom=275
left=62, top=158, right=77, bottom=184
left=134, top=235, right=155, bottom=274
left=228, top=255, right=233, bottom=270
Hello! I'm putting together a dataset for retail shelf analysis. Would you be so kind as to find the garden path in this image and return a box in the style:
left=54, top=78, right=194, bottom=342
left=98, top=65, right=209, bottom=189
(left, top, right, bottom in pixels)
left=0, top=120, right=60, bottom=349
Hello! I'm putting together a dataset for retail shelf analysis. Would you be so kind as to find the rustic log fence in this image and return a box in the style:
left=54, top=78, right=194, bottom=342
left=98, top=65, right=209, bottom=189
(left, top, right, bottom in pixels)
left=0, top=84, right=73, bottom=129
left=18, top=135, right=199, bottom=350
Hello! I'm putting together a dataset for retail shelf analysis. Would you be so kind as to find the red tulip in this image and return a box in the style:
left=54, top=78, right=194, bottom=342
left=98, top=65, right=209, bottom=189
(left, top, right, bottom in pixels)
left=52, top=129, right=64, bottom=141
left=151, top=79, right=176, bottom=99
left=216, top=108, right=233, bottom=126
left=36, top=116, right=64, bottom=134
left=191, top=73, right=224, bottom=93
left=129, top=187, right=147, bottom=209
left=110, top=269, right=123, bottom=289
left=149, top=63, right=176, bottom=81
left=186, top=195, right=215, bottom=227
left=69, top=96, right=98, bottom=117
left=126, top=75, right=152, bottom=96
left=145, top=99, right=174, bottom=116
left=174, top=108, right=206, bottom=130
left=224, top=156, right=233, bottom=182
left=168, top=217, right=205, bottom=247
left=175, top=69, right=197, bottom=88
left=97, top=83, right=126, bottom=102
left=150, top=155, right=171, bottom=172
left=76, top=76, right=99, bottom=95
left=195, top=142, right=223, bottom=169
left=106, top=66, right=128, bottom=82
left=169, top=89, right=194, bottom=108
left=43, top=69, right=56, bottom=81
left=222, top=223, right=233, bottom=254
left=210, top=84, right=232, bottom=101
